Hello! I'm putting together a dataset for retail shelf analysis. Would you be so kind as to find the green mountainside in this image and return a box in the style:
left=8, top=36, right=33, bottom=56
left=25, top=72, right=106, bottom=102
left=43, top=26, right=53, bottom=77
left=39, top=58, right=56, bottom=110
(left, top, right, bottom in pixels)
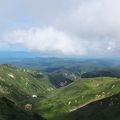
left=65, top=92, right=120, bottom=120
left=0, top=64, right=54, bottom=102
left=0, top=96, right=46, bottom=120
left=34, top=77, right=120, bottom=120
left=0, top=63, right=120, bottom=120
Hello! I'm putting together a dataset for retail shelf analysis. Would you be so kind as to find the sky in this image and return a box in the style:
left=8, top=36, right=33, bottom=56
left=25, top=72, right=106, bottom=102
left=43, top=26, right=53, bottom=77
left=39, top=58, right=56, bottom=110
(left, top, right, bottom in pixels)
left=0, top=0, right=120, bottom=57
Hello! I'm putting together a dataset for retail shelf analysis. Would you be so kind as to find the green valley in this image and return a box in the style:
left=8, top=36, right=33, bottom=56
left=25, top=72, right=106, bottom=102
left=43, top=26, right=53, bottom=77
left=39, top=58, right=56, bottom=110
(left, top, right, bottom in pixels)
left=34, top=77, right=120, bottom=120
left=1, top=0, right=120, bottom=119
left=0, top=60, right=120, bottom=120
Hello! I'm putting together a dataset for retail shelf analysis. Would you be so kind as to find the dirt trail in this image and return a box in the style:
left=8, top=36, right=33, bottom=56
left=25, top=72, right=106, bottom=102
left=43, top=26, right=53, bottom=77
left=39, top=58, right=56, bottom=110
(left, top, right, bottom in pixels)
left=69, top=98, right=103, bottom=112
left=69, top=101, right=92, bottom=112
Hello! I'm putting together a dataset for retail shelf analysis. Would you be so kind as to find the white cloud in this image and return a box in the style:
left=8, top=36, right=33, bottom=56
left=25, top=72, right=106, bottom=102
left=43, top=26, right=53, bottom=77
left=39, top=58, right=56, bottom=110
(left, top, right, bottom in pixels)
left=1, top=0, right=120, bottom=56
left=54, top=0, right=120, bottom=56
left=3, top=27, right=86, bottom=55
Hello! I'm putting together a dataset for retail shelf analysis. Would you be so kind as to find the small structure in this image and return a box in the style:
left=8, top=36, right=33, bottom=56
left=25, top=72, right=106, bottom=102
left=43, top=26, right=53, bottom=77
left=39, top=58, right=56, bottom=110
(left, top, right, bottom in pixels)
left=32, top=95, right=37, bottom=98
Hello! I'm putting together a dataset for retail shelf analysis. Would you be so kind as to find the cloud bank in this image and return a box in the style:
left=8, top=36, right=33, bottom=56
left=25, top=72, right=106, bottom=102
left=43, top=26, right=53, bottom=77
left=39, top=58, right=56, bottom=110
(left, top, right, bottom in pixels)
left=1, top=0, right=120, bottom=56
left=3, top=27, right=86, bottom=55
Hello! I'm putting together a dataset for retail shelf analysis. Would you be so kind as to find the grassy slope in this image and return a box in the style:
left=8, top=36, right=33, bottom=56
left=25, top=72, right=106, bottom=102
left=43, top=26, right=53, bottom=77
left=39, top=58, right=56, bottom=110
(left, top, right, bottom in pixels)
left=48, top=68, right=81, bottom=88
left=1, top=64, right=120, bottom=120
left=0, top=64, right=52, bottom=120
left=0, top=64, right=55, bottom=102
left=35, top=77, right=120, bottom=120
left=64, top=92, right=120, bottom=120
left=0, top=95, right=46, bottom=120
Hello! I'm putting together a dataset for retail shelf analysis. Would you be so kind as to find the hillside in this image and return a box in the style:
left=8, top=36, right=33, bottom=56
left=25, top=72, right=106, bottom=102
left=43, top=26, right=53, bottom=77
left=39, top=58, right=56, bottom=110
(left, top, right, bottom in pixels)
left=48, top=68, right=81, bottom=87
left=64, top=92, right=120, bottom=120
left=0, top=64, right=55, bottom=103
left=34, top=77, right=120, bottom=120
left=0, top=64, right=53, bottom=120
left=81, top=69, right=120, bottom=78
left=0, top=95, right=46, bottom=120
left=1, top=64, right=120, bottom=120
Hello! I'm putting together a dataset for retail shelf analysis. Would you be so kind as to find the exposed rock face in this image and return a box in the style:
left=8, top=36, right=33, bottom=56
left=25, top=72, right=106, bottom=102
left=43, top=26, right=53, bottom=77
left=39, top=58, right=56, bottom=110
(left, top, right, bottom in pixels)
left=7, top=73, right=15, bottom=79
left=24, top=104, right=32, bottom=111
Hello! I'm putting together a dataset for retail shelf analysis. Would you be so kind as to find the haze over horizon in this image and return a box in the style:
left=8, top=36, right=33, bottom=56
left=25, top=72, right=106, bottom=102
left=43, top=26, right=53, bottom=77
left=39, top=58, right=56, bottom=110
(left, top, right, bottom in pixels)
left=0, top=0, right=120, bottom=57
